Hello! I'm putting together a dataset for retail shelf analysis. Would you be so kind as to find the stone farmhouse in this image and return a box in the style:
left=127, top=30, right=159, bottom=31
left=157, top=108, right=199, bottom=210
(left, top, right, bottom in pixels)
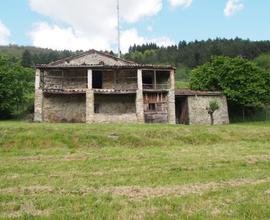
left=34, top=50, right=229, bottom=125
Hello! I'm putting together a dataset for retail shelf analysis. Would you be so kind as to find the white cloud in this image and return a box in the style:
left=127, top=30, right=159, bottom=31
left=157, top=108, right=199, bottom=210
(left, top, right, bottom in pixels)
left=29, top=22, right=110, bottom=51
left=120, top=0, right=162, bottom=23
left=28, top=0, right=163, bottom=51
left=121, top=28, right=174, bottom=53
left=0, top=21, right=10, bottom=45
left=224, top=0, right=244, bottom=16
left=121, top=29, right=145, bottom=53
left=168, top=0, right=192, bottom=8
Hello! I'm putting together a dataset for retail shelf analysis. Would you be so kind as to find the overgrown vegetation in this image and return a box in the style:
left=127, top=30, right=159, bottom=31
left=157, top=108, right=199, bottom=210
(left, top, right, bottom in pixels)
left=0, top=121, right=270, bottom=219
left=0, top=56, right=34, bottom=119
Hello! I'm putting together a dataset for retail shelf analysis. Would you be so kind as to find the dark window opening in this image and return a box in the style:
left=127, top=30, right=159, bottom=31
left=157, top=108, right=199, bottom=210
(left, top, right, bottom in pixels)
left=148, top=103, right=156, bottom=111
left=143, top=75, right=153, bottom=85
left=93, top=71, right=102, bottom=89
left=94, top=104, right=100, bottom=113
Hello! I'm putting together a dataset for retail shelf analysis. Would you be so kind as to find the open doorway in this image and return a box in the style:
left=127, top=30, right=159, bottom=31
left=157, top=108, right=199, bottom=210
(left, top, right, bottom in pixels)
left=93, top=71, right=102, bottom=89
left=175, top=96, right=189, bottom=124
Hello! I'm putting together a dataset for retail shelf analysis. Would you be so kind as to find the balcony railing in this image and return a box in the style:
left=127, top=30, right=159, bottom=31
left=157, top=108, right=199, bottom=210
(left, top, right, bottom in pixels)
left=143, top=83, right=170, bottom=90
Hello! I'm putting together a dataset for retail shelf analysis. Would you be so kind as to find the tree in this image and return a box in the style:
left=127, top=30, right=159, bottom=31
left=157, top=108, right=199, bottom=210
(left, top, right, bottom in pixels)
left=0, top=55, right=34, bottom=118
left=190, top=56, right=270, bottom=108
left=207, top=100, right=220, bottom=125
left=254, top=54, right=270, bottom=71
left=21, top=49, right=33, bottom=67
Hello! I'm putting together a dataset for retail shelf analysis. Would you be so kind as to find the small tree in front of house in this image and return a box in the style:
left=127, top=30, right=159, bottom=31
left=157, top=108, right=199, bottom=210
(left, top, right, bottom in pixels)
left=207, top=100, right=220, bottom=125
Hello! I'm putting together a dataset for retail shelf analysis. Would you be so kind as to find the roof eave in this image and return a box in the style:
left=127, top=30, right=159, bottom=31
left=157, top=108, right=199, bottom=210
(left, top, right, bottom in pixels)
left=35, top=64, right=176, bottom=70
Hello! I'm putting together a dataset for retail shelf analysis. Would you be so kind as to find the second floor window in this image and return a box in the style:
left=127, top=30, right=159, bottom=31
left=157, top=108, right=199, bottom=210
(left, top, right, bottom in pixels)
left=148, top=103, right=156, bottom=111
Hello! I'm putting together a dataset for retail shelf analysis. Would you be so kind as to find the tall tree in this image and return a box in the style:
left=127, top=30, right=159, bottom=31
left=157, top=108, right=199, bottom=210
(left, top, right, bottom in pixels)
left=21, top=49, right=33, bottom=67
left=0, top=55, right=34, bottom=118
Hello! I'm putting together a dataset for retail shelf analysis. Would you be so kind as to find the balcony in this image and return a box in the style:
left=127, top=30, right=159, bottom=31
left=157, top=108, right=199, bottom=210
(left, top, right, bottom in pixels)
left=143, top=83, right=170, bottom=91
left=41, top=71, right=87, bottom=94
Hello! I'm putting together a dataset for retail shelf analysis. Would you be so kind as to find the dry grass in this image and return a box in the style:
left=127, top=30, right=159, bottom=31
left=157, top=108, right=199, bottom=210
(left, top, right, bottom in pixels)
left=0, top=121, right=270, bottom=219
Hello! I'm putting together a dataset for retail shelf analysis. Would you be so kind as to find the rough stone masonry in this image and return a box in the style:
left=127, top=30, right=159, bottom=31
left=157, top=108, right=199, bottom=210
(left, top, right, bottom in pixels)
left=34, top=50, right=229, bottom=125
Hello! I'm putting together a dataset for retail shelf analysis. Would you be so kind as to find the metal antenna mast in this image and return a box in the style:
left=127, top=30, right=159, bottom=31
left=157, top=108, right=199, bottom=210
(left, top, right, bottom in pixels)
left=117, top=0, right=121, bottom=58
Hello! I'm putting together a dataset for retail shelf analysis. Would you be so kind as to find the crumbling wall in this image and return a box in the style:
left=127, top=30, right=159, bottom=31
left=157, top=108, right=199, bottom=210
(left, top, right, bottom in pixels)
left=95, top=94, right=136, bottom=114
left=68, top=52, right=130, bottom=66
left=43, top=94, right=86, bottom=123
left=188, top=95, right=229, bottom=125
left=43, top=69, right=87, bottom=90
left=93, top=94, right=137, bottom=123
left=102, top=70, right=137, bottom=90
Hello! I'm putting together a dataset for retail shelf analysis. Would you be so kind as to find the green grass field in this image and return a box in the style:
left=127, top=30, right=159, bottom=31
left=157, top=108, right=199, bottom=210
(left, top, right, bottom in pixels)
left=0, top=121, right=270, bottom=219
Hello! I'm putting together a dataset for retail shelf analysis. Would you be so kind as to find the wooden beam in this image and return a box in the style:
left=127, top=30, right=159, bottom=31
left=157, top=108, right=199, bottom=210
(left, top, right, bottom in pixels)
left=61, top=70, right=64, bottom=90
left=153, top=70, right=157, bottom=89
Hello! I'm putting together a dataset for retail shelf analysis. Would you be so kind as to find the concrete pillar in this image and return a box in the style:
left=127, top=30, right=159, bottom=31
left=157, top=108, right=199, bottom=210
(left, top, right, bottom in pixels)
left=136, top=69, right=144, bottom=123
left=86, top=89, right=94, bottom=123
left=34, top=69, right=43, bottom=122
left=168, top=69, right=176, bottom=124
left=87, top=69, right=92, bottom=89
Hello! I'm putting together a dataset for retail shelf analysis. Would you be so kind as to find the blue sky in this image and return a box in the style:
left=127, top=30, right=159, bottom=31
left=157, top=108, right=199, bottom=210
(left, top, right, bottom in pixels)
left=0, top=0, right=269, bottom=52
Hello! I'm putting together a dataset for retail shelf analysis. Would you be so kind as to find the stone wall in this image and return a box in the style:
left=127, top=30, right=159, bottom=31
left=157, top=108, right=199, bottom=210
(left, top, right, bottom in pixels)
left=188, top=95, right=229, bottom=125
left=68, top=52, right=130, bottom=66
left=86, top=89, right=94, bottom=123
left=92, top=94, right=138, bottom=123
left=95, top=94, right=136, bottom=114
left=93, top=113, right=138, bottom=123
left=43, top=94, right=86, bottom=123
left=168, top=70, right=176, bottom=124
left=34, top=89, right=43, bottom=122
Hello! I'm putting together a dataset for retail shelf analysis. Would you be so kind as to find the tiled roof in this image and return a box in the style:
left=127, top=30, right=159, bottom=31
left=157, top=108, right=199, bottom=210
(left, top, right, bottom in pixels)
left=36, top=64, right=175, bottom=70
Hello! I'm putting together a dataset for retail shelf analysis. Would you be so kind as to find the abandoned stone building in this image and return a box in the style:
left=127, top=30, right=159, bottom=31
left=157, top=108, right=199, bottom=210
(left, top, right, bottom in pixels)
left=34, top=50, right=229, bottom=125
